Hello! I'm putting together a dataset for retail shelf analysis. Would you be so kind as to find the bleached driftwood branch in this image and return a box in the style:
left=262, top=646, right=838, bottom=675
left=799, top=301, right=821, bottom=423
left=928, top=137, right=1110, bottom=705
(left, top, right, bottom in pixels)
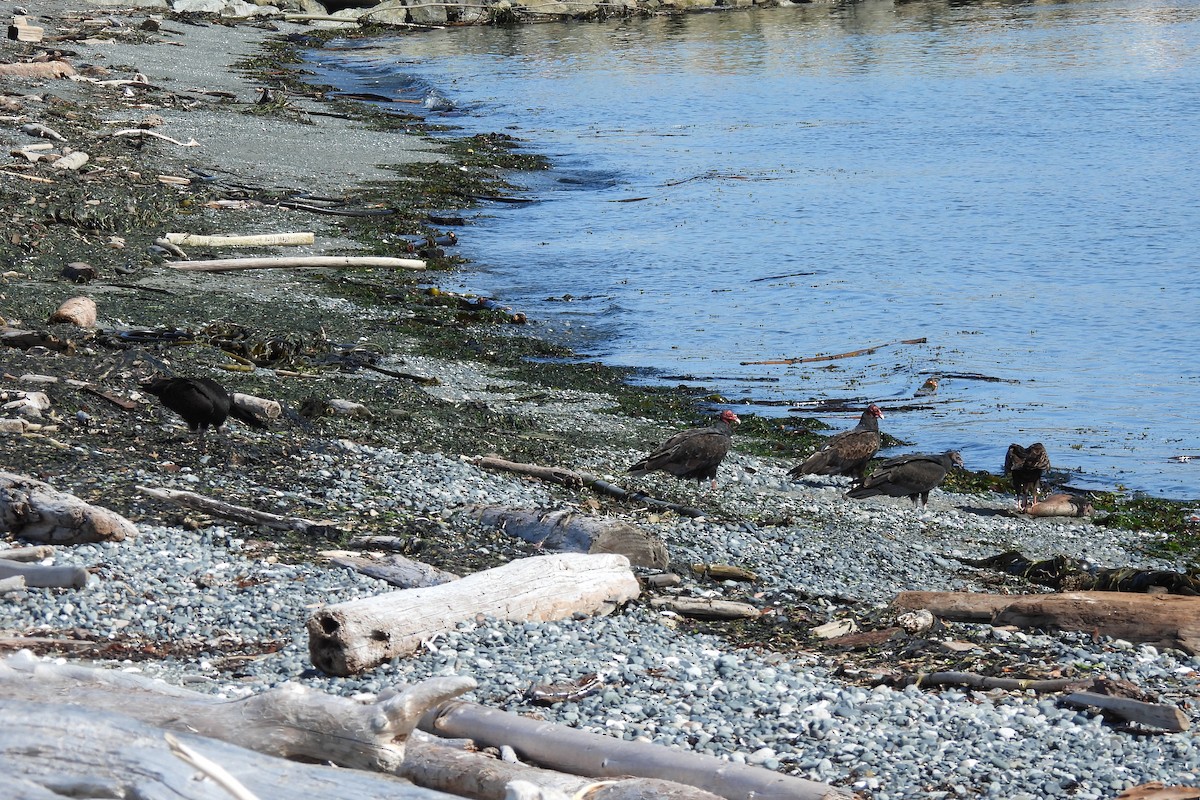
left=136, top=485, right=340, bottom=537
left=1, top=471, right=138, bottom=543
left=165, top=232, right=315, bottom=247
left=168, top=256, right=426, bottom=272
left=421, top=700, right=857, bottom=800
left=0, top=651, right=473, bottom=771
left=308, top=553, right=640, bottom=676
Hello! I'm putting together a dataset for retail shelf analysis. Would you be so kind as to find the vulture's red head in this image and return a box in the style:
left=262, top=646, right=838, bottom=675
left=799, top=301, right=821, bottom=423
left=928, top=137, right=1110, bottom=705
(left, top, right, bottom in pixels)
left=868, top=403, right=884, bottom=419
left=719, top=410, right=741, bottom=425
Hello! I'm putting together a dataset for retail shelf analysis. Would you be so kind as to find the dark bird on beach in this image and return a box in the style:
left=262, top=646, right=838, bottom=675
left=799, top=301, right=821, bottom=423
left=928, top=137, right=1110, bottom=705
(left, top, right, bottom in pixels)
left=628, top=409, right=740, bottom=489
left=787, top=404, right=884, bottom=484
left=846, top=450, right=963, bottom=510
left=1004, top=442, right=1050, bottom=511
left=141, top=377, right=266, bottom=440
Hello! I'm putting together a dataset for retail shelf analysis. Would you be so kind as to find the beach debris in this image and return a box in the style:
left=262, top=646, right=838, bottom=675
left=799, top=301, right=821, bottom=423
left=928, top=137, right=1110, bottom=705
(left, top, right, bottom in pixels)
left=48, top=296, right=96, bottom=328
left=0, top=471, right=138, bottom=543
left=469, top=505, right=668, bottom=569
left=60, top=262, right=97, bottom=283
left=167, top=255, right=425, bottom=272
left=165, top=231, right=316, bottom=247
left=741, top=337, right=927, bottom=366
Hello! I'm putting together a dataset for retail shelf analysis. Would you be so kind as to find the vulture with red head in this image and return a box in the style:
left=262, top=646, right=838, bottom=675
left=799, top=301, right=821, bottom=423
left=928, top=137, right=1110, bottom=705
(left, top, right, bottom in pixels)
left=628, top=409, right=740, bottom=488
left=788, top=404, right=884, bottom=484
left=846, top=450, right=963, bottom=509
left=1004, top=442, right=1050, bottom=511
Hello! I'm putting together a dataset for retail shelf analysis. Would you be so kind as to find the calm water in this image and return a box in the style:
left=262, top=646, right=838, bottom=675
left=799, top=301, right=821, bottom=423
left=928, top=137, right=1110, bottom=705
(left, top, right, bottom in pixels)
left=311, top=0, right=1200, bottom=498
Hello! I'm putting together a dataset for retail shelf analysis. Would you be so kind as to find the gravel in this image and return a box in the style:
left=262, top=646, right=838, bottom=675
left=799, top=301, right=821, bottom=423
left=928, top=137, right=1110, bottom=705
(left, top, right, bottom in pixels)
left=3, top=419, right=1196, bottom=799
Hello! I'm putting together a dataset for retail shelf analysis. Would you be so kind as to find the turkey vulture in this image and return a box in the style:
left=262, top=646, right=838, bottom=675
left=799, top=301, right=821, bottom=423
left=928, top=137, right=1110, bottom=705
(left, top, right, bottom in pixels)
left=1004, top=442, right=1050, bottom=511
left=787, top=404, right=884, bottom=484
left=628, top=409, right=740, bottom=488
left=846, top=450, right=963, bottom=509
left=141, top=377, right=266, bottom=440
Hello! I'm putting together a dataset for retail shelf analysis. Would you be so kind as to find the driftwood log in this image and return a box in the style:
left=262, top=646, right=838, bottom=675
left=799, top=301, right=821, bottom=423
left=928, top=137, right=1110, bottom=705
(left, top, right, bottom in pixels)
left=327, top=551, right=460, bottom=588
left=421, top=700, right=857, bottom=800
left=1060, top=691, right=1190, bottom=733
left=165, top=231, right=316, bottom=247
left=0, top=651, right=474, bottom=771
left=137, top=485, right=340, bottom=537
left=309, top=553, right=641, bottom=676
left=0, top=653, right=735, bottom=800
left=1, top=327, right=74, bottom=353
left=168, top=255, right=426, bottom=272
left=0, top=558, right=88, bottom=589
left=1, top=471, right=138, bottom=543
left=47, top=296, right=96, bottom=327
left=468, top=505, right=669, bottom=568
left=891, top=590, right=1200, bottom=654
left=649, top=597, right=761, bottom=620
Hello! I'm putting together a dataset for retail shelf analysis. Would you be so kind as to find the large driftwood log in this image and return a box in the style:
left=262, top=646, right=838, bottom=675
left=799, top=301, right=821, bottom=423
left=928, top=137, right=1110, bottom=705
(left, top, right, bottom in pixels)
left=468, top=505, right=669, bottom=568
left=1, top=471, right=137, bottom=543
left=649, top=597, right=761, bottom=620
left=0, top=655, right=737, bottom=800
left=168, top=255, right=426, bottom=271
left=137, top=485, right=340, bottom=537
left=891, top=590, right=1200, bottom=654
left=421, top=700, right=856, bottom=800
left=0, top=651, right=474, bottom=771
left=0, top=700, right=456, bottom=800
left=309, top=553, right=641, bottom=676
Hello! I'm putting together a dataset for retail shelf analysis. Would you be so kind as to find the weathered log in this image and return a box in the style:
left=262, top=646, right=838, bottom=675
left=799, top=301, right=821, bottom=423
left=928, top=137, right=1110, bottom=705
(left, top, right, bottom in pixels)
left=47, top=296, right=96, bottom=327
left=50, top=150, right=89, bottom=171
left=231, top=391, right=282, bottom=420
left=891, top=590, right=1200, bottom=654
left=904, top=671, right=1090, bottom=693
left=328, top=552, right=460, bottom=588
left=1061, top=691, right=1190, bottom=732
left=420, top=700, right=856, bottom=800
left=137, top=485, right=340, bottom=537
left=0, top=61, right=73, bottom=78
left=309, top=553, right=641, bottom=676
left=0, top=559, right=88, bottom=589
left=0, top=576, right=25, bottom=592
left=468, top=505, right=669, bottom=569
left=1, top=471, right=137, bottom=543
left=168, top=255, right=426, bottom=272
left=165, top=231, right=316, bottom=247
left=0, top=545, right=54, bottom=562
left=0, top=654, right=727, bottom=800
left=405, top=735, right=725, bottom=800
left=691, top=563, right=758, bottom=582
left=649, top=597, right=761, bottom=620
left=0, top=699, right=457, bottom=800
left=1, top=327, right=74, bottom=353
left=0, top=651, right=474, bottom=771
left=7, top=15, right=43, bottom=42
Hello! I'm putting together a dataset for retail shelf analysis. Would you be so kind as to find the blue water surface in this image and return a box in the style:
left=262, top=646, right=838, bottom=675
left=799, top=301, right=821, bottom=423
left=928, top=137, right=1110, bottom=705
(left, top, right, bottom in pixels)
left=309, top=0, right=1200, bottom=498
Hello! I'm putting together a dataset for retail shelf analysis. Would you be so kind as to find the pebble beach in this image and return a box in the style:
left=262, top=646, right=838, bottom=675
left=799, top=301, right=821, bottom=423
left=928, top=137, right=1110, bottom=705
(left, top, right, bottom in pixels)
left=3, top=3, right=1199, bottom=799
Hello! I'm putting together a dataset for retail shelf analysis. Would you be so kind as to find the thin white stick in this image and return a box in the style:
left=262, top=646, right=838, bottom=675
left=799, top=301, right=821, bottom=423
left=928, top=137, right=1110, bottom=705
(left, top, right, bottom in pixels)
left=109, top=129, right=200, bottom=147
left=164, top=733, right=262, bottom=800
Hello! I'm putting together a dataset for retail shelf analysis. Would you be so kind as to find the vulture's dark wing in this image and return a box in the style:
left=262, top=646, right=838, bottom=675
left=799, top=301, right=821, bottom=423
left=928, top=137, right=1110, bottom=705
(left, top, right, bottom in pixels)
left=629, top=425, right=732, bottom=480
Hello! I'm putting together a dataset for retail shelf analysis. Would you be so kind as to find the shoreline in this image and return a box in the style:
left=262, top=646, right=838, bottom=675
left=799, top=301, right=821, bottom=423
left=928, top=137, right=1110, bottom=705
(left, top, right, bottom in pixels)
left=4, top=6, right=1200, bottom=799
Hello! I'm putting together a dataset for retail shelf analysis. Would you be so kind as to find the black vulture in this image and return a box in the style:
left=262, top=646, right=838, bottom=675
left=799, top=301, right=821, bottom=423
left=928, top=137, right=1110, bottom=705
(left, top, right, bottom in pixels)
left=787, top=404, right=884, bottom=484
left=846, top=450, right=963, bottom=509
left=1004, top=442, right=1051, bottom=511
left=628, top=409, right=740, bottom=489
left=141, top=377, right=266, bottom=440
